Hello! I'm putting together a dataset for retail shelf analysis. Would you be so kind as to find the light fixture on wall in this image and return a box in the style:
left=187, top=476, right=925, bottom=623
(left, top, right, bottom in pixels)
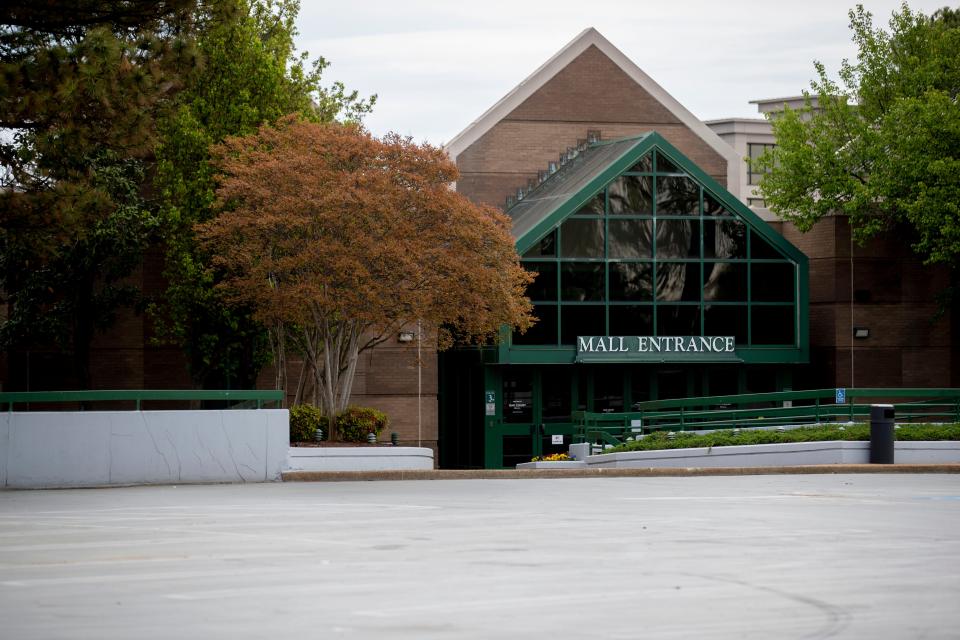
left=853, top=327, right=870, bottom=339
left=397, top=331, right=415, bottom=343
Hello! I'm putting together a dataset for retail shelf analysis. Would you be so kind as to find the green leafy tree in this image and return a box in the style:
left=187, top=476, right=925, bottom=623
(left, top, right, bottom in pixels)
left=0, top=1, right=198, bottom=388
left=755, top=3, right=960, bottom=267
left=154, top=0, right=374, bottom=389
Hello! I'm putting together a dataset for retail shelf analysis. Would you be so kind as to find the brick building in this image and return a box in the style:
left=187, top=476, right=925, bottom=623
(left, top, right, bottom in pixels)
left=3, top=27, right=954, bottom=466
left=439, top=28, right=957, bottom=468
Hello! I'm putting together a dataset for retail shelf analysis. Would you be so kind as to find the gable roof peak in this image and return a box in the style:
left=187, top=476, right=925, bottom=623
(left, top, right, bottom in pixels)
left=444, top=28, right=740, bottom=190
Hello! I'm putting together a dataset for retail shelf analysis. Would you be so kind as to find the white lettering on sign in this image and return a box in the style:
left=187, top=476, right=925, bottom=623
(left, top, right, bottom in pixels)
left=576, top=336, right=737, bottom=355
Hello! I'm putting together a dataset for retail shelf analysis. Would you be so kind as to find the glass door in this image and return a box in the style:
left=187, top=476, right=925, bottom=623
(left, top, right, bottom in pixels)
left=495, top=369, right=537, bottom=468
left=486, top=367, right=579, bottom=468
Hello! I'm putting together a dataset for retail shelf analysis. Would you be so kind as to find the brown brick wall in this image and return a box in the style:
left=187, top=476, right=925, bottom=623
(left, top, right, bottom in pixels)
left=777, top=215, right=954, bottom=388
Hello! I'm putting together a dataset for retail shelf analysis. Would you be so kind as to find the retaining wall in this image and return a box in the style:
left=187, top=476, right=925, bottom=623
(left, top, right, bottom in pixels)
left=586, top=440, right=960, bottom=469
left=287, top=446, right=434, bottom=472
left=0, top=410, right=289, bottom=488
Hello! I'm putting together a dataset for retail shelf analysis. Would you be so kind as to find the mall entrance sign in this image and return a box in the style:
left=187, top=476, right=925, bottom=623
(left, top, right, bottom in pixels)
left=576, top=336, right=740, bottom=363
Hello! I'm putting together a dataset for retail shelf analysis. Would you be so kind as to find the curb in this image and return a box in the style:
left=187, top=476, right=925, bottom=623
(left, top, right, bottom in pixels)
left=281, top=464, right=960, bottom=482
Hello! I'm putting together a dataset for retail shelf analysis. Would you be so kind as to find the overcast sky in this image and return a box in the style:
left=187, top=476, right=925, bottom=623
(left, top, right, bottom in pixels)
left=295, top=0, right=948, bottom=145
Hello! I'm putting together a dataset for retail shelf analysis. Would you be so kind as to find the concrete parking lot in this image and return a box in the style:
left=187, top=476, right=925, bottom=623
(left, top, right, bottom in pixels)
left=1, top=475, right=959, bottom=639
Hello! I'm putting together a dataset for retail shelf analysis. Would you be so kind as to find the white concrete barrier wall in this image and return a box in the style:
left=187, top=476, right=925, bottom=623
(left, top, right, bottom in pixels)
left=586, top=440, right=960, bottom=469
left=0, top=410, right=289, bottom=488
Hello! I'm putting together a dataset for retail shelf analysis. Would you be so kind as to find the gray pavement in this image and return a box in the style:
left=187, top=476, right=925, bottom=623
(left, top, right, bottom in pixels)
left=1, top=475, right=959, bottom=639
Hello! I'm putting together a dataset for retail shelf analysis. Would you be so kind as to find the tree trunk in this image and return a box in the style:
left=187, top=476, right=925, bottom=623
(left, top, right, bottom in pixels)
left=268, top=320, right=287, bottom=406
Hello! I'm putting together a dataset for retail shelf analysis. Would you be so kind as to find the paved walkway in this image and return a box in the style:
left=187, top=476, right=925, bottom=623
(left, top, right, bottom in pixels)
left=2, top=474, right=959, bottom=638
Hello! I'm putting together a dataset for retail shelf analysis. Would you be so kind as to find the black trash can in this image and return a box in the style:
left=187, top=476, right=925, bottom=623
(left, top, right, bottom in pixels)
left=869, top=404, right=895, bottom=464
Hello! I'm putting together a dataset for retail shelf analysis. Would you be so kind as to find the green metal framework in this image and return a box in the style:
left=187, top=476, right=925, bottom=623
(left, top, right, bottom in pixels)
left=500, top=133, right=809, bottom=366
left=0, top=389, right=284, bottom=411
left=572, top=388, right=960, bottom=446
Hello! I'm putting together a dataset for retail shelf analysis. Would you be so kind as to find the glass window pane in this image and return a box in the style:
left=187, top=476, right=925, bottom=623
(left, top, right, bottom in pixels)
left=656, top=262, right=700, bottom=301
left=752, top=262, right=795, bottom=302
left=522, top=230, right=556, bottom=258
left=630, top=368, right=651, bottom=408
left=574, top=193, right=604, bottom=216
left=593, top=367, right=624, bottom=413
left=502, top=435, right=533, bottom=467
left=703, top=192, right=732, bottom=217
left=746, top=367, right=778, bottom=393
left=656, top=151, right=681, bottom=174
left=607, top=175, right=652, bottom=215
left=541, top=368, right=571, bottom=422
left=704, top=262, right=747, bottom=301
left=560, top=218, right=604, bottom=257
left=628, top=153, right=652, bottom=173
left=561, top=263, right=604, bottom=301
left=751, top=230, right=783, bottom=259
left=656, top=219, right=700, bottom=258
left=561, top=305, right=605, bottom=345
left=656, top=304, right=701, bottom=336
left=609, top=305, right=653, bottom=335
left=513, top=304, right=558, bottom=345
left=576, top=372, right=587, bottom=411
left=707, top=366, right=740, bottom=397
left=522, top=261, right=557, bottom=301
left=656, top=176, right=699, bottom=216
left=703, top=304, right=748, bottom=342
left=609, top=263, right=653, bottom=301
left=748, top=143, right=775, bottom=185
left=656, top=369, right=687, bottom=399
left=608, top=219, right=653, bottom=258
left=751, top=305, right=796, bottom=345
left=502, top=369, right=533, bottom=423
left=704, top=219, right=746, bottom=259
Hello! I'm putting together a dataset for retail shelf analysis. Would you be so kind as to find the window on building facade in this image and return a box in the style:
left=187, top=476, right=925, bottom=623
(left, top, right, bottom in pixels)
left=516, top=149, right=798, bottom=348
left=747, top=143, right=775, bottom=185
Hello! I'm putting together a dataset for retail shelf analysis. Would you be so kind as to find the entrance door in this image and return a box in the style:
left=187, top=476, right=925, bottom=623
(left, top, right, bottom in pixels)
left=493, top=369, right=537, bottom=468
left=486, top=368, right=577, bottom=468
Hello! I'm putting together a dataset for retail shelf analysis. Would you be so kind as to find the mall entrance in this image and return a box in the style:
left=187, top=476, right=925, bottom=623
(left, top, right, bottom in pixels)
left=483, top=363, right=790, bottom=468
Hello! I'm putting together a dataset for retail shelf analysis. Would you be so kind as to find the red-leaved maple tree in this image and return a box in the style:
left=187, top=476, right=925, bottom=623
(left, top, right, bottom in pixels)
left=198, top=116, right=533, bottom=437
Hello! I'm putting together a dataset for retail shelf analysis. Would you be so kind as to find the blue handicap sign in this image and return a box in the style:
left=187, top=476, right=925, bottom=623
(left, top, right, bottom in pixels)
left=835, top=388, right=846, bottom=404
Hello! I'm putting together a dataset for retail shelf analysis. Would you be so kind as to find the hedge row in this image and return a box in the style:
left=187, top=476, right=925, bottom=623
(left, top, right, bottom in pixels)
left=608, top=423, right=960, bottom=453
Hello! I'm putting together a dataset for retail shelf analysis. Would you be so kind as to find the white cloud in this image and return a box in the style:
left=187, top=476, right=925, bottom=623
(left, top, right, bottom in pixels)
left=294, top=0, right=949, bottom=144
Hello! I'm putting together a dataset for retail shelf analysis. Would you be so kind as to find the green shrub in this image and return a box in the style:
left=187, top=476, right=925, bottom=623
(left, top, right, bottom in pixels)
left=336, top=406, right=389, bottom=442
left=289, top=405, right=328, bottom=442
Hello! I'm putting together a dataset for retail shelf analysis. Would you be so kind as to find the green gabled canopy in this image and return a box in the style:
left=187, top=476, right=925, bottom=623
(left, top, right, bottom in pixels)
left=508, top=135, right=649, bottom=243
left=508, top=132, right=807, bottom=268
left=500, top=131, right=809, bottom=364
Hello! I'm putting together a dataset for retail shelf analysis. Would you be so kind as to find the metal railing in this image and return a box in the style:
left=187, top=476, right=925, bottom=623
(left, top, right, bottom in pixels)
left=573, top=388, right=960, bottom=446
left=0, top=389, right=284, bottom=411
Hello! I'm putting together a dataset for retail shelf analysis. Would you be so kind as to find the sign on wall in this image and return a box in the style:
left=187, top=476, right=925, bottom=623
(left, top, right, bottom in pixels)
left=576, top=336, right=740, bottom=363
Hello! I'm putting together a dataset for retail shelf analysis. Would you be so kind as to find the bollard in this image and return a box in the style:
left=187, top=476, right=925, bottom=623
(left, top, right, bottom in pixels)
left=390, top=432, right=399, bottom=446
left=869, top=404, right=895, bottom=464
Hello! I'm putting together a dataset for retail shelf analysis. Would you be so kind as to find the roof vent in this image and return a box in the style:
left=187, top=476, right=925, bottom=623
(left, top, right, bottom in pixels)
left=587, top=129, right=601, bottom=143
left=505, top=195, right=515, bottom=209
left=548, top=161, right=557, bottom=174
left=516, top=187, right=524, bottom=201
